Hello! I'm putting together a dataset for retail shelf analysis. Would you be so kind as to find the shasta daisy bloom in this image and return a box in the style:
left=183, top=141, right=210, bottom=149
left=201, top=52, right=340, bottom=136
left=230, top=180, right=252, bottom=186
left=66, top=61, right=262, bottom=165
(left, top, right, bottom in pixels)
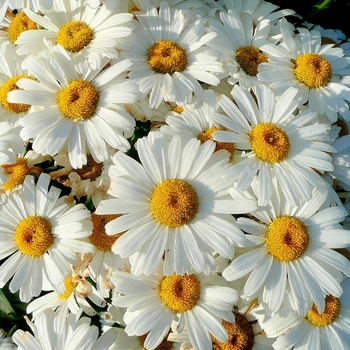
left=111, top=269, right=239, bottom=350
left=15, top=0, right=134, bottom=72
left=257, top=18, right=350, bottom=122
left=26, top=255, right=106, bottom=319
left=207, top=9, right=271, bottom=89
left=96, top=132, right=257, bottom=276
left=160, top=90, right=237, bottom=161
left=212, top=84, right=335, bottom=207
left=121, top=1, right=225, bottom=108
left=223, top=178, right=350, bottom=316
left=12, top=308, right=117, bottom=350
left=259, top=278, right=350, bottom=350
left=0, top=173, right=94, bottom=302
left=7, top=46, right=139, bottom=169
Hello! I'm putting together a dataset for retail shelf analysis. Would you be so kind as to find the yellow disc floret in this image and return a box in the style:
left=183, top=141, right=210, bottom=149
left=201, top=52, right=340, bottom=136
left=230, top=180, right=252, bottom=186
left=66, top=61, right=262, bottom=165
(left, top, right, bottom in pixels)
left=89, top=213, right=124, bottom=251
left=148, top=40, right=188, bottom=74
left=150, top=179, right=198, bottom=227
left=57, top=80, right=99, bottom=122
left=211, top=312, right=255, bottom=350
left=159, top=273, right=201, bottom=313
left=293, top=53, right=332, bottom=89
left=1, top=158, right=35, bottom=191
left=236, top=46, right=268, bottom=76
left=265, top=216, right=309, bottom=262
left=248, top=123, right=290, bottom=163
left=306, top=295, right=341, bottom=327
left=198, top=127, right=235, bottom=160
left=7, top=12, right=37, bottom=44
left=14, top=216, right=53, bottom=257
left=56, top=21, right=93, bottom=53
left=0, top=75, right=33, bottom=113
left=59, top=275, right=78, bottom=300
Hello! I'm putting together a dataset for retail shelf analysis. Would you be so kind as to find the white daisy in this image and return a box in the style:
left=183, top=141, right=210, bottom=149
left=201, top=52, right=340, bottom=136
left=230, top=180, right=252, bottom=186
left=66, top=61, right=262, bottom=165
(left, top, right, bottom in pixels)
left=15, top=0, right=134, bottom=72
left=12, top=308, right=117, bottom=350
left=257, top=18, right=350, bottom=122
left=224, top=177, right=350, bottom=316
left=212, top=83, right=335, bottom=206
left=111, top=269, right=239, bottom=350
left=0, top=173, right=93, bottom=302
left=0, top=329, right=16, bottom=350
left=258, top=278, right=350, bottom=350
left=26, top=254, right=106, bottom=319
left=160, top=89, right=237, bottom=161
left=7, top=46, right=139, bottom=169
left=121, top=1, right=225, bottom=108
left=207, top=8, right=272, bottom=89
left=96, top=131, right=257, bottom=276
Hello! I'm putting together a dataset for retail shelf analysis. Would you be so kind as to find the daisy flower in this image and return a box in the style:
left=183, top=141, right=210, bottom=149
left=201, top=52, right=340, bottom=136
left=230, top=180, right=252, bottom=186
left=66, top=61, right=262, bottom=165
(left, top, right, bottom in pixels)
left=111, top=269, right=239, bottom=350
left=121, top=1, right=225, bottom=108
left=223, top=177, right=350, bottom=316
left=212, top=83, right=335, bottom=206
left=0, top=173, right=93, bottom=302
left=0, top=329, right=16, bottom=350
left=12, top=308, right=117, bottom=350
left=7, top=46, right=139, bottom=169
left=15, top=0, right=134, bottom=72
left=26, top=254, right=106, bottom=319
left=258, top=278, right=350, bottom=350
left=207, top=8, right=272, bottom=89
left=160, top=89, right=237, bottom=160
left=96, top=131, right=257, bottom=276
left=257, top=18, right=350, bottom=122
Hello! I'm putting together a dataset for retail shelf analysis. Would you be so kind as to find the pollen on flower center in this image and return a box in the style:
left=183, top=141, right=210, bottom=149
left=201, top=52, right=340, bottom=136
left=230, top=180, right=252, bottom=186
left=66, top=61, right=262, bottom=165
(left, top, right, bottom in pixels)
left=57, top=80, right=99, bottom=122
left=150, top=179, right=198, bottom=227
left=75, top=154, right=103, bottom=180
left=293, top=53, right=332, bottom=88
left=159, top=273, right=201, bottom=313
left=198, top=127, right=235, bottom=160
left=56, top=21, right=94, bottom=53
left=147, top=40, right=188, bottom=74
left=7, top=12, right=37, bottom=44
left=265, top=216, right=309, bottom=262
left=211, top=312, right=255, bottom=350
left=306, top=295, right=341, bottom=327
left=1, top=158, right=33, bottom=191
left=89, top=213, right=124, bottom=251
left=236, top=46, right=268, bottom=76
left=248, top=123, right=290, bottom=163
left=59, top=275, right=78, bottom=300
left=0, top=75, right=33, bottom=113
left=14, top=216, right=54, bottom=257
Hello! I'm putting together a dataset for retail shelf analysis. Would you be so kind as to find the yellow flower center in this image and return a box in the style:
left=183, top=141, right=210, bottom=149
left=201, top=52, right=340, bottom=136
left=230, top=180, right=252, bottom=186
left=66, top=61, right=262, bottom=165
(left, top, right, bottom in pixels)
left=57, top=80, right=99, bottom=122
left=74, top=154, right=103, bottom=180
left=7, top=12, right=37, bottom=44
left=265, top=216, right=309, bottom=262
left=236, top=46, right=268, bottom=76
left=198, top=127, right=235, bottom=160
left=171, top=105, right=184, bottom=114
left=14, top=216, right=54, bottom=257
left=59, top=275, right=78, bottom=300
left=1, top=158, right=36, bottom=191
left=248, top=123, right=290, bottom=163
left=56, top=21, right=94, bottom=53
left=159, top=273, right=201, bottom=313
left=0, top=75, right=33, bottom=113
left=293, top=53, right=332, bottom=89
left=147, top=40, right=188, bottom=74
left=211, top=312, right=255, bottom=350
left=150, top=179, right=198, bottom=227
left=89, top=213, right=124, bottom=251
left=306, top=295, right=341, bottom=327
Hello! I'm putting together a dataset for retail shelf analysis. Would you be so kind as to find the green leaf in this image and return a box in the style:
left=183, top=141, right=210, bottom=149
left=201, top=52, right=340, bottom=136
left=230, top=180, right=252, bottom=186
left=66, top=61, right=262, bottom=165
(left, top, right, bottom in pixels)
left=0, top=289, right=20, bottom=321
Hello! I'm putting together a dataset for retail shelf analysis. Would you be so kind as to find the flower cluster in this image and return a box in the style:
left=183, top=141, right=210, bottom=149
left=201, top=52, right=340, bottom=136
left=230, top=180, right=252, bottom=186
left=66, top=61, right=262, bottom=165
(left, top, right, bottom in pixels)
left=1, top=0, right=350, bottom=349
